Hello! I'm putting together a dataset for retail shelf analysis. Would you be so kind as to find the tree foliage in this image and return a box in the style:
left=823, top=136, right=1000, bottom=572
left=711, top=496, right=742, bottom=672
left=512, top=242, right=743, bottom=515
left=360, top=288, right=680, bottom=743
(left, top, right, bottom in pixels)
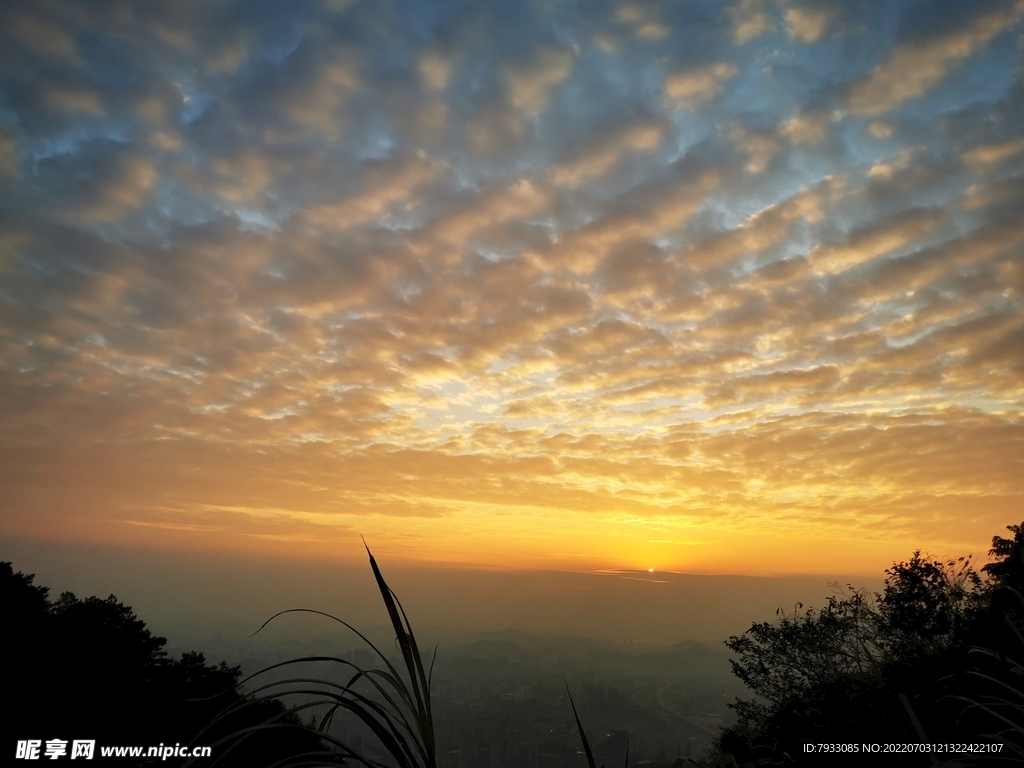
left=3, top=561, right=323, bottom=766
left=982, top=522, right=1024, bottom=602
left=711, top=530, right=1022, bottom=767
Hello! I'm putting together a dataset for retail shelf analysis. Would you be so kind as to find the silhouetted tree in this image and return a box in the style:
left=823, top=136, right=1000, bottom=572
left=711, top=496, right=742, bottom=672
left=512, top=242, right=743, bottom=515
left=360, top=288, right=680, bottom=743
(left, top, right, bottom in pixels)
left=982, top=522, right=1024, bottom=593
left=710, top=550, right=993, bottom=767
left=3, top=561, right=325, bottom=766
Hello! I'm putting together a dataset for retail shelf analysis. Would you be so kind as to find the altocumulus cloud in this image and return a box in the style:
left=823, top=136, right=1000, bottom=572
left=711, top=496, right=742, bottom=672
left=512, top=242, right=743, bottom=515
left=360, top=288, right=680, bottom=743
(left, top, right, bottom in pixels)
left=0, top=0, right=1023, bottom=571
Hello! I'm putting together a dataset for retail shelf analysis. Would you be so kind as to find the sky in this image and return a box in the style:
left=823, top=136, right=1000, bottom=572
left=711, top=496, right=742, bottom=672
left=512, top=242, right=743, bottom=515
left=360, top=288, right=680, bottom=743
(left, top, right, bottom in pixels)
left=1, top=0, right=1023, bottom=582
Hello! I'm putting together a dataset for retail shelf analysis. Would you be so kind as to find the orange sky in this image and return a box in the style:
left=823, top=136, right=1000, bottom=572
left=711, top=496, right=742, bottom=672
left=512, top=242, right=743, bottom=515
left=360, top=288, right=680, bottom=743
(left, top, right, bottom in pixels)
left=1, top=0, right=1023, bottom=578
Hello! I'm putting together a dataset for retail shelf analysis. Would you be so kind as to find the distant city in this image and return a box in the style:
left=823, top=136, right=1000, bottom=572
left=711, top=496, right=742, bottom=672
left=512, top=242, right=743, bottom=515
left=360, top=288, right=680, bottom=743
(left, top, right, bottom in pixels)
left=239, top=632, right=746, bottom=767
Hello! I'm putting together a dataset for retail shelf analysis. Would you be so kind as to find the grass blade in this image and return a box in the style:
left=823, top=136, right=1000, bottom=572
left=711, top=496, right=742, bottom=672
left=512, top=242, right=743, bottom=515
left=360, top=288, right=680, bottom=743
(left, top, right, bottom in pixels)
left=192, top=542, right=438, bottom=768
left=565, top=680, right=597, bottom=768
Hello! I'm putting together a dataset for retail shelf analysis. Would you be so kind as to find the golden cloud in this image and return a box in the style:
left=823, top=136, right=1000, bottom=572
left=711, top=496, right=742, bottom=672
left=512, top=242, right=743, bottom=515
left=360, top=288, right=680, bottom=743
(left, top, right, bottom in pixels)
left=846, top=1, right=1024, bottom=116
left=784, top=5, right=835, bottom=44
left=303, top=153, right=441, bottom=232
left=205, top=38, right=251, bottom=75
left=419, top=50, right=455, bottom=91
left=467, top=105, right=526, bottom=156
left=663, top=63, right=738, bottom=110
left=809, top=210, right=943, bottom=273
left=77, top=157, right=158, bottom=222
left=868, top=121, right=894, bottom=139
left=429, top=179, right=551, bottom=251
left=780, top=110, right=836, bottom=146
left=506, top=48, right=576, bottom=114
left=0, top=133, right=19, bottom=178
left=11, top=14, right=80, bottom=63
left=44, top=87, right=105, bottom=116
left=548, top=122, right=664, bottom=187
left=286, top=54, right=361, bottom=137
left=550, top=171, right=722, bottom=272
left=728, top=0, right=775, bottom=45
left=727, top=122, right=780, bottom=173
left=962, top=137, right=1024, bottom=172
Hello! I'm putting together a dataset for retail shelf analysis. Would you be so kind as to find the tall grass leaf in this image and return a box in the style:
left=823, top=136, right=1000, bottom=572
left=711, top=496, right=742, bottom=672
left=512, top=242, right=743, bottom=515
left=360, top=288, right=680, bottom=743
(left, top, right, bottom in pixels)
left=899, top=694, right=939, bottom=767
left=363, top=538, right=435, bottom=768
left=195, top=654, right=423, bottom=764
left=187, top=544, right=438, bottom=768
left=564, top=680, right=597, bottom=768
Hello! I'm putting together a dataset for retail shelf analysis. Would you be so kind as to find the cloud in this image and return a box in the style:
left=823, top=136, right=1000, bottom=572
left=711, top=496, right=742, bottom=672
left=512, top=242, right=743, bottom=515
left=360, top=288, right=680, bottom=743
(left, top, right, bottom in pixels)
left=846, top=1, right=1024, bottom=116
left=43, top=87, right=105, bottom=116
left=284, top=52, right=361, bottom=136
left=728, top=0, right=775, bottom=45
left=303, top=152, right=440, bottom=232
left=867, top=121, right=894, bottom=139
left=150, top=131, right=183, bottom=152
left=727, top=122, right=780, bottom=173
left=962, top=136, right=1024, bottom=171
left=130, top=79, right=187, bottom=127
left=636, top=23, right=670, bottom=41
left=866, top=147, right=919, bottom=181
left=780, top=110, right=835, bottom=146
left=419, top=50, right=455, bottom=91
left=152, top=21, right=195, bottom=51
left=547, top=170, right=722, bottom=272
left=412, top=101, right=449, bottom=144
left=429, top=179, right=552, bottom=251
left=592, top=34, right=621, bottom=55
left=208, top=146, right=281, bottom=205
left=663, top=62, right=738, bottom=110
left=205, top=38, right=251, bottom=75
left=10, top=13, right=80, bottom=63
left=506, top=48, right=576, bottom=114
left=548, top=121, right=665, bottom=186
left=682, top=177, right=843, bottom=270
left=960, top=171, right=1024, bottom=209
left=467, top=105, right=526, bottom=156
left=74, top=156, right=159, bottom=223
left=809, top=209, right=944, bottom=273
left=704, top=365, right=841, bottom=407
left=0, top=133, right=19, bottom=178
left=784, top=5, right=836, bottom=44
